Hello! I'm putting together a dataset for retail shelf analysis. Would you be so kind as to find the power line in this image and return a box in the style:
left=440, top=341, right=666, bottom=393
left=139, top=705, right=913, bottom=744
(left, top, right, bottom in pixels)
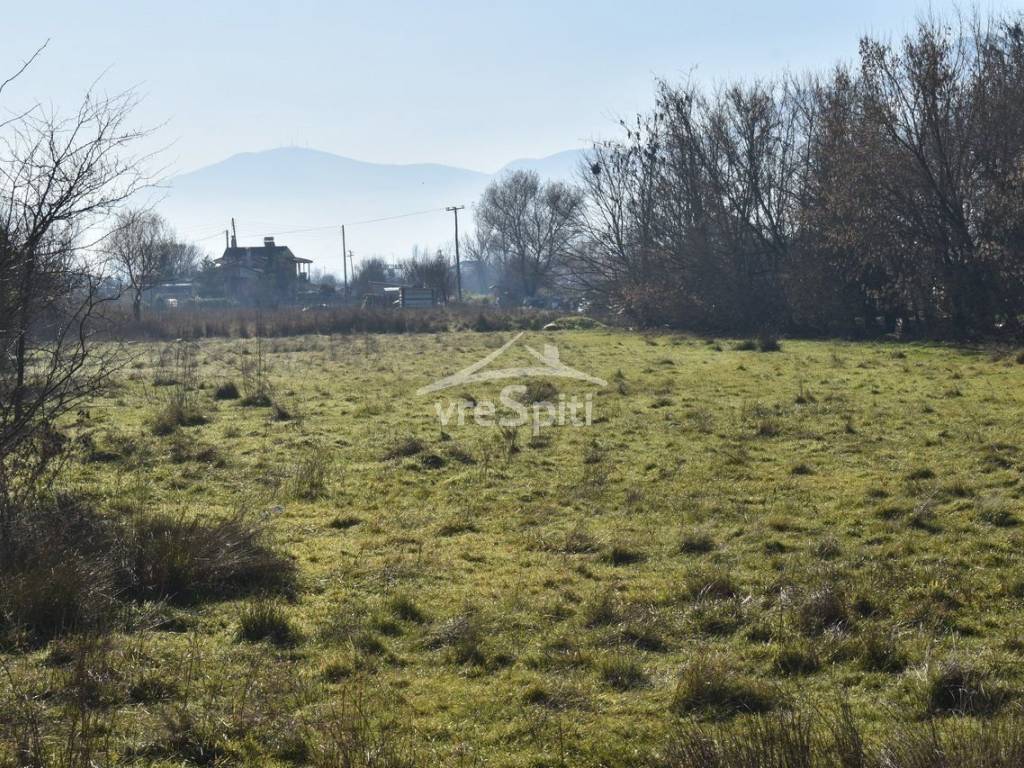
left=194, top=229, right=230, bottom=243
left=216, top=206, right=452, bottom=240
left=346, top=207, right=445, bottom=227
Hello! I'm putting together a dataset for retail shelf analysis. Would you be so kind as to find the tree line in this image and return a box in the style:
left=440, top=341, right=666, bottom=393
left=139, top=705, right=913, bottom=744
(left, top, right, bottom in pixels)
left=468, top=11, right=1024, bottom=338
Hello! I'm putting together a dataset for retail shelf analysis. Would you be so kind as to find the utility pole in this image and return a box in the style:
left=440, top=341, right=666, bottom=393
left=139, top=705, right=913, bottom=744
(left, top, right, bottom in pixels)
left=224, top=230, right=229, bottom=250
left=446, top=205, right=465, bottom=302
left=341, top=225, right=348, bottom=296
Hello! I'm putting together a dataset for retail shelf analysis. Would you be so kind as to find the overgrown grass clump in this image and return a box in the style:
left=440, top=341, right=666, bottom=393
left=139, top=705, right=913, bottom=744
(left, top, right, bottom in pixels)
left=0, top=497, right=295, bottom=645
left=150, top=399, right=208, bottom=435
left=663, top=709, right=1024, bottom=767
left=237, top=601, right=301, bottom=646
left=922, top=660, right=1005, bottom=716
left=671, top=656, right=778, bottom=718
left=127, top=512, right=296, bottom=604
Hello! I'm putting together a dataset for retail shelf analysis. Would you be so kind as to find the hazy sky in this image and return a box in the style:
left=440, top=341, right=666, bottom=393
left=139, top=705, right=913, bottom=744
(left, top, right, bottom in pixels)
left=2, top=0, right=1016, bottom=176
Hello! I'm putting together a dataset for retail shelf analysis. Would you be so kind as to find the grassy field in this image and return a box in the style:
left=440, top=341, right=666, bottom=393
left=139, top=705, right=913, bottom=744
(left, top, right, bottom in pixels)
left=5, top=328, right=1024, bottom=766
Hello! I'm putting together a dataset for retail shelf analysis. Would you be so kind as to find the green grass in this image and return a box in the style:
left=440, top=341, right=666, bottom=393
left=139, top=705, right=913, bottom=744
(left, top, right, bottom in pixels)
left=5, top=329, right=1024, bottom=765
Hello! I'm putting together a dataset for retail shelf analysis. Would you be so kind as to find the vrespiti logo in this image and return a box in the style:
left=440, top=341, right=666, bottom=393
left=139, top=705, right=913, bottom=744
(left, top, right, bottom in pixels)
left=417, top=333, right=606, bottom=434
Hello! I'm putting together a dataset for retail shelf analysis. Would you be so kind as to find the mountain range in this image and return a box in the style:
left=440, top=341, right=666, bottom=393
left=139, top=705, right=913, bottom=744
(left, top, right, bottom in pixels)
left=157, top=147, right=587, bottom=272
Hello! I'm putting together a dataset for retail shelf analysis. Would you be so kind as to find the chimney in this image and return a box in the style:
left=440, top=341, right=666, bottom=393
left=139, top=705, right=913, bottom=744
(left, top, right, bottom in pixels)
left=264, top=236, right=276, bottom=248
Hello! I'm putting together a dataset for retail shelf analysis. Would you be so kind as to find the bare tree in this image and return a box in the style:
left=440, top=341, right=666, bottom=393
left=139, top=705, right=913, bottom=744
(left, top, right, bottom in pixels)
left=0, top=53, right=152, bottom=555
left=401, top=246, right=453, bottom=303
left=105, top=209, right=172, bottom=321
left=472, top=170, right=583, bottom=301
left=350, top=256, right=391, bottom=298
left=571, top=116, right=664, bottom=321
left=161, top=239, right=202, bottom=281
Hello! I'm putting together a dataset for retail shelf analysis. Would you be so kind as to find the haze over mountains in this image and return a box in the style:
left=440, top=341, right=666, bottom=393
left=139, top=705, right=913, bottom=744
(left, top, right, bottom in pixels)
left=159, top=147, right=587, bottom=273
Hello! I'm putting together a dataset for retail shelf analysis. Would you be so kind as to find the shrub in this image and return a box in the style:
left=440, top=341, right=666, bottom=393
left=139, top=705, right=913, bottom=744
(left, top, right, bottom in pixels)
left=113, top=305, right=558, bottom=341
left=213, top=381, right=240, bottom=400
left=291, top=447, right=333, bottom=500
left=237, top=601, right=301, bottom=646
left=671, top=656, right=778, bottom=718
left=757, top=332, right=781, bottom=352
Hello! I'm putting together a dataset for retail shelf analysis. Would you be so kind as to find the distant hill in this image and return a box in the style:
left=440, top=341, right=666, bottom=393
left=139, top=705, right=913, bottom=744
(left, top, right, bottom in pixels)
left=158, top=147, right=587, bottom=273
left=498, top=149, right=588, bottom=181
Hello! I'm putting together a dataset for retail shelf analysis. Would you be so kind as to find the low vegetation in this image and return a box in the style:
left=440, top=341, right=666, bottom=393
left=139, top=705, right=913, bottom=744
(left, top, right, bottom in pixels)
left=4, top=329, right=1024, bottom=765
